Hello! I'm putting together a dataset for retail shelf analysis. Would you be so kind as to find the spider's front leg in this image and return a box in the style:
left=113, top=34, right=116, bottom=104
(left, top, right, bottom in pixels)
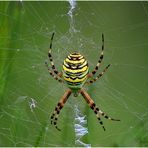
left=86, top=33, right=111, bottom=85
left=45, top=63, right=64, bottom=83
left=45, top=32, right=64, bottom=82
left=50, top=89, right=72, bottom=131
left=86, top=64, right=111, bottom=85
left=88, top=33, right=105, bottom=78
left=80, top=88, right=120, bottom=131
left=48, top=32, right=62, bottom=77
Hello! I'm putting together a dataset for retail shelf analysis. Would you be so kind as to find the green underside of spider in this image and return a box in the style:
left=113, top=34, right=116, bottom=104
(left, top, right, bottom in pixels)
left=65, top=80, right=87, bottom=96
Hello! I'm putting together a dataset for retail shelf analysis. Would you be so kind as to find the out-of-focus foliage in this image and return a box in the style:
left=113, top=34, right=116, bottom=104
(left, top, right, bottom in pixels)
left=0, top=1, right=148, bottom=147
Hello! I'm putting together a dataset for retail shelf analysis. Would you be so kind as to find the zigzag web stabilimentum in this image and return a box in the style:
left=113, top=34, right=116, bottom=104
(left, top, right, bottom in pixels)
left=67, top=0, right=91, bottom=147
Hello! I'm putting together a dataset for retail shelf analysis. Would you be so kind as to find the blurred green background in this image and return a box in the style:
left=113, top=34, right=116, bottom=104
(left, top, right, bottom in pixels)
left=0, top=1, right=148, bottom=147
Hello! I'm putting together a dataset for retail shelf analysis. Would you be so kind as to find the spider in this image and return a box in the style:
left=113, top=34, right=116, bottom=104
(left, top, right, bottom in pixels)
left=45, top=33, right=120, bottom=131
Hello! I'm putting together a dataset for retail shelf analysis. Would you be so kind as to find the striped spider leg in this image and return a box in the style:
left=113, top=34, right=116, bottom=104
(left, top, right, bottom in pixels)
left=45, top=63, right=63, bottom=83
left=45, top=32, right=63, bottom=83
left=80, top=88, right=120, bottom=131
left=86, top=33, right=110, bottom=85
left=50, top=89, right=72, bottom=131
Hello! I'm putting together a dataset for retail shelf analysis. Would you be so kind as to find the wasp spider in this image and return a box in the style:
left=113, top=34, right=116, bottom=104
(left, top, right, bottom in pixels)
left=45, top=33, right=120, bottom=131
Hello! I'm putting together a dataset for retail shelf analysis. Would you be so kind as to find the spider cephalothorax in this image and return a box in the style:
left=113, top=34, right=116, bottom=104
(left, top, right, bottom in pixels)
left=45, top=33, right=120, bottom=131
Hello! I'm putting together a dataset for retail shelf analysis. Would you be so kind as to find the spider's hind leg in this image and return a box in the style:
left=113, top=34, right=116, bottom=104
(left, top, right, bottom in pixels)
left=80, top=88, right=120, bottom=131
left=90, top=103, right=106, bottom=131
left=50, top=103, right=63, bottom=131
left=50, top=89, right=72, bottom=131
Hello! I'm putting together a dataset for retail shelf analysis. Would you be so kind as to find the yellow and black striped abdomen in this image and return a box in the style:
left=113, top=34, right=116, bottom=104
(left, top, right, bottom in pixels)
left=63, top=52, right=89, bottom=89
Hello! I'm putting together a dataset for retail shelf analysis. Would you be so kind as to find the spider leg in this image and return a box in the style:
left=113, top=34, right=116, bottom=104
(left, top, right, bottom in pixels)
left=85, top=64, right=110, bottom=85
left=47, top=32, right=62, bottom=77
left=88, top=33, right=104, bottom=78
left=80, top=88, right=120, bottom=131
left=45, top=62, right=64, bottom=83
left=50, top=89, right=72, bottom=131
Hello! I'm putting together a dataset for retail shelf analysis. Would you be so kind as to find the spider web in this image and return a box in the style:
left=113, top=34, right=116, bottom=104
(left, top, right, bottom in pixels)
left=0, top=1, right=148, bottom=147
